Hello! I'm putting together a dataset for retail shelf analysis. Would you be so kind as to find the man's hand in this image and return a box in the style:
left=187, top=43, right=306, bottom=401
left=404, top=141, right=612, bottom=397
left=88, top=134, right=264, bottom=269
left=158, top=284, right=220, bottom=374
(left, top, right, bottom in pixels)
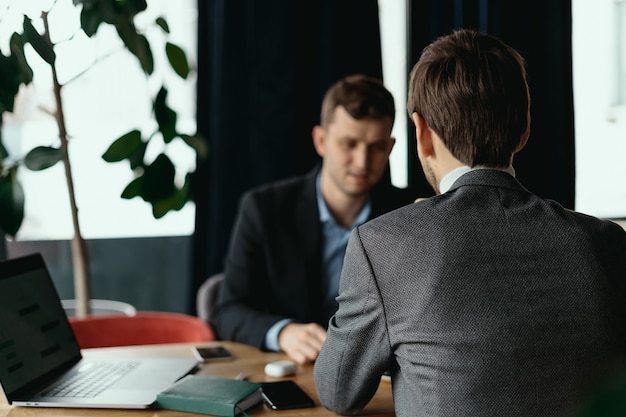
left=278, top=322, right=327, bottom=364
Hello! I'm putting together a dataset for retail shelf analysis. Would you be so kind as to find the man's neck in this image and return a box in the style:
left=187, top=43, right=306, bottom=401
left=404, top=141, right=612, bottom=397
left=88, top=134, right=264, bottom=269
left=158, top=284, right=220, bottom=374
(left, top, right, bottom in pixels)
left=325, top=193, right=368, bottom=229
left=319, top=179, right=368, bottom=229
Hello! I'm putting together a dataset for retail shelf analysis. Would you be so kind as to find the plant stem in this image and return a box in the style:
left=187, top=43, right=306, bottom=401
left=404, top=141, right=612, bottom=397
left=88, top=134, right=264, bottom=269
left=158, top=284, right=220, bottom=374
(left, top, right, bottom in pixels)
left=43, top=11, right=91, bottom=318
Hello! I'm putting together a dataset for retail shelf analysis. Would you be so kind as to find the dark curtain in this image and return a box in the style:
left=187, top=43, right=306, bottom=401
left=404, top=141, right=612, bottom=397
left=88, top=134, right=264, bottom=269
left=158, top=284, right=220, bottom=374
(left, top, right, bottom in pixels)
left=192, top=0, right=391, bottom=310
left=408, top=0, right=575, bottom=208
left=192, top=0, right=575, bottom=310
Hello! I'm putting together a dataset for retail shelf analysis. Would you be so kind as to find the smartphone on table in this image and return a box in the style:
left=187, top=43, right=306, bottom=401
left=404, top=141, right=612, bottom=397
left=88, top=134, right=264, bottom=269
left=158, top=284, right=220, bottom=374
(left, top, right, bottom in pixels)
left=261, top=380, right=315, bottom=410
left=194, top=345, right=234, bottom=361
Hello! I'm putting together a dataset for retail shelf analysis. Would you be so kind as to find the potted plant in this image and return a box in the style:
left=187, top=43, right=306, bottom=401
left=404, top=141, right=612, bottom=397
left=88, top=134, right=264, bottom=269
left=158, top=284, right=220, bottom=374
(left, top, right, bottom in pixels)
left=0, top=0, right=206, bottom=316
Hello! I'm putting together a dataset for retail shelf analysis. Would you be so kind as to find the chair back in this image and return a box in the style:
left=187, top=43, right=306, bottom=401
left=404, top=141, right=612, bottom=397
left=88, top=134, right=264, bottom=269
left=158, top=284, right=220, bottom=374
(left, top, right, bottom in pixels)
left=69, top=311, right=215, bottom=349
left=196, top=272, right=225, bottom=323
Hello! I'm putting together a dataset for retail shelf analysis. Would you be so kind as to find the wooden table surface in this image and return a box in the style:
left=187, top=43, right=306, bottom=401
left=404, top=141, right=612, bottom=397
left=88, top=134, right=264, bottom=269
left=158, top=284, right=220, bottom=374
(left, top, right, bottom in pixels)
left=0, top=341, right=395, bottom=417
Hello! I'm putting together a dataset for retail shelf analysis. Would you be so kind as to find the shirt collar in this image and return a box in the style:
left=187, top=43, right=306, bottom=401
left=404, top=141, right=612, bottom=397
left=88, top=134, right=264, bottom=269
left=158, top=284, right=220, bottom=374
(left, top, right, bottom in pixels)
left=439, top=165, right=516, bottom=194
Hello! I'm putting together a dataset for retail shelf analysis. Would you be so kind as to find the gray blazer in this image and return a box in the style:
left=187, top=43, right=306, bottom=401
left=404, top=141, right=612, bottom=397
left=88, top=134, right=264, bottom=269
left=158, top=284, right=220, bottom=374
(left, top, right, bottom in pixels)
left=314, top=169, right=626, bottom=417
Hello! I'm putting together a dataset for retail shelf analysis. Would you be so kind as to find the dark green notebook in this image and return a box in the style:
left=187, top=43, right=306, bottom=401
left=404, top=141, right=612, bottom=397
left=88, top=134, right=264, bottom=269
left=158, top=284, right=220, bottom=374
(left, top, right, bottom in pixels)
left=156, top=375, right=263, bottom=416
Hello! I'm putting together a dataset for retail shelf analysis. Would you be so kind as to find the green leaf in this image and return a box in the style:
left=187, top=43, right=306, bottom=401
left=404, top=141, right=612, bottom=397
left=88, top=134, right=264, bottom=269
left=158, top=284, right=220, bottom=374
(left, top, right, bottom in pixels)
left=0, top=33, right=33, bottom=113
left=141, top=153, right=175, bottom=202
left=156, top=17, right=170, bottom=33
left=121, top=176, right=143, bottom=199
left=180, top=134, right=209, bottom=160
left=10, top=33, right=34, bottom=85
left=22, top=16, right=56, bottom=66
left=151, top=174, right=192, bottom=218
left=0, top=169, right=25, bottom=236
left=102, top=129, right=143, bottom=162
left=154, top=87, right=177, bottom=143
left=24, top=146, right=65, bottom=171
left=79, top=4, right=104, bottom=37
left=116, top=25, right=154, bottom=75
left=76, top=0, right=135, bottom=27
left=119, top=0, right=148, bottom=18
left=165, top=42, right=189, bottom=79
left=152, top=189, right=186, bottom=218
left=128, top=140, right=148, bottom=170
left=175, top=173, right=193, bottom=208
left=0, top=54, right=21, bottom=113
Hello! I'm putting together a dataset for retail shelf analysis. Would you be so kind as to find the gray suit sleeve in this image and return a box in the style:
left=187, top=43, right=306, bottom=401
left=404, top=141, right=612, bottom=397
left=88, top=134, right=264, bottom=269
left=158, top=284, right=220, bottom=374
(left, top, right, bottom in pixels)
left=314, top=227, right=393, bottom=415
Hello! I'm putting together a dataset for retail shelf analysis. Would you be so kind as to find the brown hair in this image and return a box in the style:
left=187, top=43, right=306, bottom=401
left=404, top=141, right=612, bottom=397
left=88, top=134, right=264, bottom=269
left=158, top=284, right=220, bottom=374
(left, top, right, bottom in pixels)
left=407, top=29, right=530, bottom=167
left=320, top=74, right=395, bottom=128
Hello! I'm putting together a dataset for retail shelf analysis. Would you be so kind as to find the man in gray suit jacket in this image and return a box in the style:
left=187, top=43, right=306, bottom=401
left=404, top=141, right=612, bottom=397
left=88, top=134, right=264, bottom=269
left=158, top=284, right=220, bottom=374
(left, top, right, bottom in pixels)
left=314, top=29, right=626, bottom=417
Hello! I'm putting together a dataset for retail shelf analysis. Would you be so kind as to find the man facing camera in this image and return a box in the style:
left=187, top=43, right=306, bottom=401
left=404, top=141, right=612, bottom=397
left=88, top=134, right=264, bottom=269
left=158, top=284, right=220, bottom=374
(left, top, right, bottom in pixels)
left=212, top=74, right=414, bottom=364
left=314, top=29, right=626, bottom=417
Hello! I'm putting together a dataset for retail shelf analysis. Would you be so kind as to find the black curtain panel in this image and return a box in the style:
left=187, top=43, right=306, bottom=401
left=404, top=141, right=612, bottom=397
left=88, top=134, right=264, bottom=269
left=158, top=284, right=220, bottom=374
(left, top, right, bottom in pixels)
left=192, top=0, right=390, bottom=309
left=408, top=0, right=575, bottom=208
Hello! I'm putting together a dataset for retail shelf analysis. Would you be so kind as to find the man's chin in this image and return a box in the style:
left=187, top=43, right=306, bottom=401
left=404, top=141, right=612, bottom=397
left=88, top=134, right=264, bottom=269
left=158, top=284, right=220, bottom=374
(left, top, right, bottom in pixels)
left=344, top=184, right=372, bottom=198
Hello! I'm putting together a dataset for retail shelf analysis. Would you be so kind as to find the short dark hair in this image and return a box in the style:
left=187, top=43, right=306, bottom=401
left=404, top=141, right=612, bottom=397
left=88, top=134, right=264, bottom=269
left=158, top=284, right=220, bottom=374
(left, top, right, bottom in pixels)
left=407, top=29, right=530, bottom=168
left=320, top=74, right=395, bottom=128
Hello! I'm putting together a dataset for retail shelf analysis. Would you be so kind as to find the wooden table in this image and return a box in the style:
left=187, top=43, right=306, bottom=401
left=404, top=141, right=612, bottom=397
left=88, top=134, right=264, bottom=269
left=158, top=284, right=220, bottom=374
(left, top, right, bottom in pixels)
left=0, top=341, right=395, bottom=416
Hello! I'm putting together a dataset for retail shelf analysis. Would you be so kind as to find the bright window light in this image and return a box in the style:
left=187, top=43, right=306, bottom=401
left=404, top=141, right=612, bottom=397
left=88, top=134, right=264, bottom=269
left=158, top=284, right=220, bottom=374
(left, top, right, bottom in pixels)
left=1, top=0, right=198, bottom=240
left=378, top=0, right=409, bottom=188
left=573, top=0, right=626, bottom=218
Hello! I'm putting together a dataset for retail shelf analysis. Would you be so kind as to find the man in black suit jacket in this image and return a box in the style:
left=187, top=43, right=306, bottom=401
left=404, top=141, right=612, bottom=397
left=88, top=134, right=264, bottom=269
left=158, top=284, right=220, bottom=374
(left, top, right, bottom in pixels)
left=212, top=75, right=414, bottom=363
left=314, top=29, right=626, bottom=416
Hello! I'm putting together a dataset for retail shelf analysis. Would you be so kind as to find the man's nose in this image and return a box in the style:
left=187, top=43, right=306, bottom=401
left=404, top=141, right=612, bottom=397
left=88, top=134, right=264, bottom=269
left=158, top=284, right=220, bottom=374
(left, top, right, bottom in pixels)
left=353, top=145, right=369, bottom=168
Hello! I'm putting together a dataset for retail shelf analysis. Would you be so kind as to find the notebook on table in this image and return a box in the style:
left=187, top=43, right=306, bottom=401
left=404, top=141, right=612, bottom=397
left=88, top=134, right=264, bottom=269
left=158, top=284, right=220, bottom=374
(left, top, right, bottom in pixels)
left=0, top=253, right=200, bottom=409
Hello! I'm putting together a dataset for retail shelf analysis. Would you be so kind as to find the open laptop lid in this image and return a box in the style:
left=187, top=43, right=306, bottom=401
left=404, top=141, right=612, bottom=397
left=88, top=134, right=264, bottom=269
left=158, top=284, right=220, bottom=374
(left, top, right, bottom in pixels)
left=0, top=253, right=83, bottom=402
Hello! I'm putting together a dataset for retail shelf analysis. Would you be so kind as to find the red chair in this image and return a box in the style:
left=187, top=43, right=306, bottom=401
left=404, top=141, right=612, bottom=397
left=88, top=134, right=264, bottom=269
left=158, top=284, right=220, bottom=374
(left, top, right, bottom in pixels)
left=69, top=311, right=216, bottom=349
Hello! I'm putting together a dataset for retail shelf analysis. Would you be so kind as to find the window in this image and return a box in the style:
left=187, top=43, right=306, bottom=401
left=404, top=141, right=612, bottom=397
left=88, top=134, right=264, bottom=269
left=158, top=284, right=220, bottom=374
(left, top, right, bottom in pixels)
left=1, top=0, right=198, bottom=240
left=379, top=0, right=409, bottom=188
left=616, top=0, right=626, bottom=106
left=573, top=0, right=626, bottom=218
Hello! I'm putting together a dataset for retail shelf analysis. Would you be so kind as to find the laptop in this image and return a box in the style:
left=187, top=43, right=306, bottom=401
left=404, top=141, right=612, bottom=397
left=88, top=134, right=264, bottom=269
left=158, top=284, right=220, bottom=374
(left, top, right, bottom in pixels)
left=0, top=253, right=200, bottom=409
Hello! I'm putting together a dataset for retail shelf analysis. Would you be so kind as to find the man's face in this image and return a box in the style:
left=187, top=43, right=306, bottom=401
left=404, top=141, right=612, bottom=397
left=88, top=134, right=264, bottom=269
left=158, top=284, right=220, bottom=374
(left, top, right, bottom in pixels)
left=419, top=155, right=439, bottom=195
left=313, top=106, right=395, bottom=199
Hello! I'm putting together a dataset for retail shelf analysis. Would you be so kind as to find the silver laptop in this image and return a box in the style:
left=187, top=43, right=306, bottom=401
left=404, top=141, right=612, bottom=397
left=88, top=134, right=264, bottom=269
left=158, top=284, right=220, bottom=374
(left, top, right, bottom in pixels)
left=0, top=253, right=200, bottom=409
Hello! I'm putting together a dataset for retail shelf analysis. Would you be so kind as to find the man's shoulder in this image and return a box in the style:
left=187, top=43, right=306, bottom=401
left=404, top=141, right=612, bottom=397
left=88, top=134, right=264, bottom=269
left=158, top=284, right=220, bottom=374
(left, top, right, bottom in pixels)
left=246, top=172, right=313, bottom=196
left=240, top=169, right=317, bottom=210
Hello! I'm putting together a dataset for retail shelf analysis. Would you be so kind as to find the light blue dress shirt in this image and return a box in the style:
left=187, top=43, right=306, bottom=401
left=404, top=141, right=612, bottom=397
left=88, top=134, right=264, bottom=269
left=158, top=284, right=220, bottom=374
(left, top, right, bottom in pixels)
left=264, top=173, right=371, bottom=351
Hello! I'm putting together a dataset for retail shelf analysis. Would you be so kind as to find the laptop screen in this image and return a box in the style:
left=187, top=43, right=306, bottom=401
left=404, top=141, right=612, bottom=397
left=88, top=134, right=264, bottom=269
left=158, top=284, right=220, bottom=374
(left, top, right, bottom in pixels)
left=0, top=253, right=81, bottom=399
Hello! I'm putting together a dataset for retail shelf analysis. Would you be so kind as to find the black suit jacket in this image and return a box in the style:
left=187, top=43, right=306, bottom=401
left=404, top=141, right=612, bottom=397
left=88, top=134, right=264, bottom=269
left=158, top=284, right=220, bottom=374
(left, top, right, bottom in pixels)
left=212, top=165, right=414, bottom=349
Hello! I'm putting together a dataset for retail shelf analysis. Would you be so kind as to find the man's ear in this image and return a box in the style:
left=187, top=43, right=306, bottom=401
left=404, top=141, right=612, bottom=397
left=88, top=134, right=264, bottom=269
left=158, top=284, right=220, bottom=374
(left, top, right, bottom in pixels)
left=312, top=125, right=326, bottom=157
left=411, top=112, right=435, bottom=158
left=516, top=125, right=530, bottom=154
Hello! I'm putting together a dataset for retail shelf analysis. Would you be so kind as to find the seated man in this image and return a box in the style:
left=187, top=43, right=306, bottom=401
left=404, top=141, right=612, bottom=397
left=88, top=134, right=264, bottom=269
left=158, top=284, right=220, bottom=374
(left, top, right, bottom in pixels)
left=314, top=29, right=626, bottom=416
left=212, top=74, right=414, bottom=364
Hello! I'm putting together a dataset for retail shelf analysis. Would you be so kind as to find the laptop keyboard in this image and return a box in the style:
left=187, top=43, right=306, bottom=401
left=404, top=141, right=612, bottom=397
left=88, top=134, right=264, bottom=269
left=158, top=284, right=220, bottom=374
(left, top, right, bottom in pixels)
left=42, top=360, right=139, bottom=398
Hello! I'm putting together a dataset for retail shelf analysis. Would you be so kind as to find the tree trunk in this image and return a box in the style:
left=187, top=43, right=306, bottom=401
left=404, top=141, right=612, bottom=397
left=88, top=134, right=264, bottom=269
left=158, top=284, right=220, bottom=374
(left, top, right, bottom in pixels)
left=45, top=12, right=92, bottom=317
